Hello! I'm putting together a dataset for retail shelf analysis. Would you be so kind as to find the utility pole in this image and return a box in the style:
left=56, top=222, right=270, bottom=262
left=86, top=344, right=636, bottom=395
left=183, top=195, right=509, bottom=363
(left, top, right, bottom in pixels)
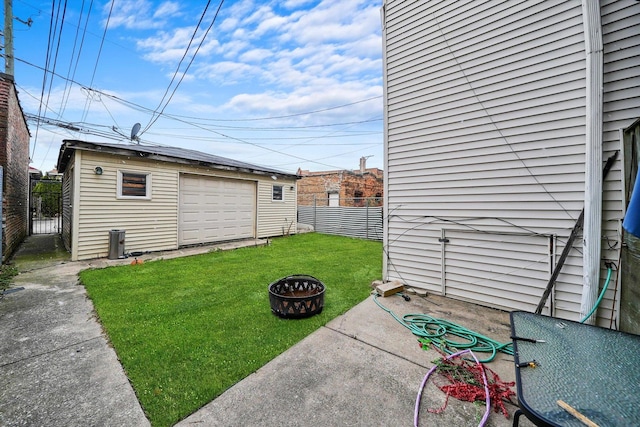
left=4, top=0, right=14, bottom=75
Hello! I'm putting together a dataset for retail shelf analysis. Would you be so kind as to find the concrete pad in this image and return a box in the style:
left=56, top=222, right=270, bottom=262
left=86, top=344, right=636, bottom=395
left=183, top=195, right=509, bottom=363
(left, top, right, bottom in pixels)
left=0, top=241, right=149, bottom=427
left=177, top=294, right=537, bottom=427
left=0, top=335, right=146, bottom=426
left=2, top=235, right=537, bottom=427
left=176, top=327, right=425, bottom=426
left=0, top=235, right=268, bottom=427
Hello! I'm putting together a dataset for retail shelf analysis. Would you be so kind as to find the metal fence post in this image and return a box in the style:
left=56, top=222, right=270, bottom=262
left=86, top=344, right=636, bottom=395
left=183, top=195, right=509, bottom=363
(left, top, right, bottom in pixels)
left=366, top=203, right=369, bottom=239
left=313, top=195, right=317, bottom=230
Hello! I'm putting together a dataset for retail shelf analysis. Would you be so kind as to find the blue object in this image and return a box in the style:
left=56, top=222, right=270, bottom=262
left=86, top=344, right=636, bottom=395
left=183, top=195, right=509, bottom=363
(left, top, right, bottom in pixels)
left=624, top=173, right=640, bottom=238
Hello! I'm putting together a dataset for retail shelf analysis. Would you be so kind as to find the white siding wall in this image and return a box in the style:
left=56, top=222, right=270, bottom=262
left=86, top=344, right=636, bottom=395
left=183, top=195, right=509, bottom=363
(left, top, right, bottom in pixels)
left=257, top=181, right=298, bottom=238
left=383, top=0, right=632, bottom=322
left=600, top=0, right=640, bottom=326
left=75, top=151, right=179, bottom=260
left=72, top=150, right=297, bottom=260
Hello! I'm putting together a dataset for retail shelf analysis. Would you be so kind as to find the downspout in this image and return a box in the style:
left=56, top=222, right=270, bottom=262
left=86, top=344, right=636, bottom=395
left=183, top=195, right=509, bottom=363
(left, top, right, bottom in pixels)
left=380, top=1, right=390, bottom=281
left=580, top=0, right=604, bottom=325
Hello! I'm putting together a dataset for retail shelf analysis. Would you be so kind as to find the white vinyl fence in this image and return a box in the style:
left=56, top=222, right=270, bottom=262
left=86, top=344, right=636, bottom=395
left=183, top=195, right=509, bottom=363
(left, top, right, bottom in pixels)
left=297, top=205, right=383, bottom=241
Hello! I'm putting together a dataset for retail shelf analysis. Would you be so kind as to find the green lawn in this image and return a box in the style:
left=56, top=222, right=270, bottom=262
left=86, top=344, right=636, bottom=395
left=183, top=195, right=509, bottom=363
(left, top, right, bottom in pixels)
left=80, top=233, right=382, bottom=427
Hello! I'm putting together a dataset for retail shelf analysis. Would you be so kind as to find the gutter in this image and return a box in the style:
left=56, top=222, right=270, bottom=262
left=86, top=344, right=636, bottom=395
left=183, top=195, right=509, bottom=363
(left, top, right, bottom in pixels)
left=380, top=0, right=390, bottom=281
left=579, top=0, right=604, bottom=325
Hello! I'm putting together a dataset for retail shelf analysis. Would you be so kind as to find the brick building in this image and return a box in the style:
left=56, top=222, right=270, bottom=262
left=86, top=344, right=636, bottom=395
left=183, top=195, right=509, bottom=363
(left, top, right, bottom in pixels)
left=297, top=157, right=383, bottom=207
left=0, top=73, right=30, bottom=260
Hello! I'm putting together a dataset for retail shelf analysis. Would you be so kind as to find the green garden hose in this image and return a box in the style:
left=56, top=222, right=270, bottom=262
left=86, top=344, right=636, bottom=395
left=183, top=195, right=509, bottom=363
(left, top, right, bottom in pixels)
left=373, top=293, right=513, bottom=363
left=580, top=266, right=613, bottom=324
left=375, top=265, right=613, bottom=362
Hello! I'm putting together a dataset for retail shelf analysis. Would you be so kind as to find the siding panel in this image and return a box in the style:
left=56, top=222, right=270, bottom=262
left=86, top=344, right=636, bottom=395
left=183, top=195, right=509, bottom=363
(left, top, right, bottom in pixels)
left=383, top=0, right=588, bottom=319
left=75, top=152, right=179, bottom=260
left=384, top=0, right=637, bottom=324
left=257, top=181, right=298, bottom=238
left=599, top=0, right=640, bottom=326
left=73, top=151, right=297, bottom=260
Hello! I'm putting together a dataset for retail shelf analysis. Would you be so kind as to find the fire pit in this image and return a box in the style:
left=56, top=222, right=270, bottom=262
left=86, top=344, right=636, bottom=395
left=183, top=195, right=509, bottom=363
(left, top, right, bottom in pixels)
left=268, top=275, right=325, bottom=319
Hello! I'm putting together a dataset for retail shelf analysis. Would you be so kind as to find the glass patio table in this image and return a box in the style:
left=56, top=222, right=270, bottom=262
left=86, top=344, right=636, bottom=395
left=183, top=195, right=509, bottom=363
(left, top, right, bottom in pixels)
left=510, top=311, right=640, bottom=427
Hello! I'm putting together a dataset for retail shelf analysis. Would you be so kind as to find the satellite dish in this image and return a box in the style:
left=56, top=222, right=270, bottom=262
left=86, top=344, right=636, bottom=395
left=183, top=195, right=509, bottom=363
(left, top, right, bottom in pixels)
left=131, top=123, right=141, bottom=142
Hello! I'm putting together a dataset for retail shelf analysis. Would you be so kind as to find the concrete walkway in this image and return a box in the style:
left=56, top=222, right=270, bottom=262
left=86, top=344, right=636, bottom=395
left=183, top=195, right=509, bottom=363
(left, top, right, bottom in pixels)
left=0, top=234, right=534, bottom=426
left=0, top=235, right=149, bottom=426
left=0, top=236, right=149, bottom=426
left=0, top=235, right=266, bottom=427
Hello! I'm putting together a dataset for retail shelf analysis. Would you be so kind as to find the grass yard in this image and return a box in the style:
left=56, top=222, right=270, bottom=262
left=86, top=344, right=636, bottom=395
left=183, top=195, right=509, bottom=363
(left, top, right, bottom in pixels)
left=80, top=233, right=381, bottom=427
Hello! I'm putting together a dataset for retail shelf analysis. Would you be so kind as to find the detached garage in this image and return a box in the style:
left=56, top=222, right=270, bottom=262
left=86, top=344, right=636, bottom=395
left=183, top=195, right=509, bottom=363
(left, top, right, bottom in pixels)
left=56, top=140, right=299, bottom=261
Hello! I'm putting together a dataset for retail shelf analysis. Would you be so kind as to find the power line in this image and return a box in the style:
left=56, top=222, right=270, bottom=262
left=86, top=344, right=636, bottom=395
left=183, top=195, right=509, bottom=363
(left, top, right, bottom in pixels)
left=38, top=0, right=70, bottom=167
left=80, top=0, right=114, bottom=122
left=141, top=0, right=214, bottom=134
left=140, top=0, right=225, bottom=136
left=31, top=0, right=59, bottom=160
left=18, top=67, right=380, bottom=171
left=11, top=55, right=382, bottom=129
left=142, top=131, right=380, bottom=141
left=147, top=118, right=382, bottom=131
left=157, top=96, right=383, bottom=122
left=58, top=0, right=93, bottom=119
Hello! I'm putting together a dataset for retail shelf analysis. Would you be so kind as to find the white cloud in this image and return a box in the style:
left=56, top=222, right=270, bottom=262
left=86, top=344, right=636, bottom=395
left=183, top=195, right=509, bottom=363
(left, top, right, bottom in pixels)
left=154, top=2, right=180, bottom=19
left=33, top=0, right=384, bottom=172
left=137, top=27, right=221, bottom=62
left=196, top=61, right=261, bottom=86
left=132, top=0, right=382, bottom=91
left=106, top=0, right=182, bottom=30
left=278, top=0, right=381, bottom=45
left=219, top=17, right=239, bottom=32
left=222, top=81, right=382, bottom=123
left=239, top=48, right=273, bottom=63
left=282, top=0, right=316, bottom=9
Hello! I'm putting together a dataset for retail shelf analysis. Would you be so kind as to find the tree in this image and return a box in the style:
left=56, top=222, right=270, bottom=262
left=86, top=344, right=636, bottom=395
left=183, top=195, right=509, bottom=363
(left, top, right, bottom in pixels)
left=33, top=178, right=62, bottom=217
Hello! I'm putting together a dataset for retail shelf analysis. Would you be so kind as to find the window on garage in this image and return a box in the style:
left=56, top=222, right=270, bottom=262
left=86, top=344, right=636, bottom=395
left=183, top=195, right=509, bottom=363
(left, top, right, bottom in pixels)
left=118, top=171, right=151, bottom=199
left=272, top=184, right=283, bottom=201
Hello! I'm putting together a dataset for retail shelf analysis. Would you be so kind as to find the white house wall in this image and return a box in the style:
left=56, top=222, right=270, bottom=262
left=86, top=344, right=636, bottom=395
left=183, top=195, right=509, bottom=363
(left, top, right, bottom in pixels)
left=383, top=0, right=638, bottom=323
left=257, top=181, right=297, bottom=238
left=600, top=0, right=640, bottom=326
left=72, top=150, right=297, bottom=260
left=74, top=151, right=179, bottom=260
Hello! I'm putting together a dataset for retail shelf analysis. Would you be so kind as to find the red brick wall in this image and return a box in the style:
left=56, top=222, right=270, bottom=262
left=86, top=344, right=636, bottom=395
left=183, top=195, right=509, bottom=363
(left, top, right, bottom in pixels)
left=0, top=74, right=30, bottom=260
left=297, top=172, right=342, bottom=206
left=297, top=170, right=383, bottom=207
left=340, top=173, right=384, bottom=207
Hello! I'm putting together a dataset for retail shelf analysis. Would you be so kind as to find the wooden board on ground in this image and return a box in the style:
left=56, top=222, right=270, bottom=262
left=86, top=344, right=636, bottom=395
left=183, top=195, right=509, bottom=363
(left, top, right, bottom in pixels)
left=375, top=281, right=404, bottom=297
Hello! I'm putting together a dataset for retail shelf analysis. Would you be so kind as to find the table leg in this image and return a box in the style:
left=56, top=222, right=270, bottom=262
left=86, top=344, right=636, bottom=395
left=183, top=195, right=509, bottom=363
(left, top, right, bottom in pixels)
left=513, top=409, right=524, bottom=427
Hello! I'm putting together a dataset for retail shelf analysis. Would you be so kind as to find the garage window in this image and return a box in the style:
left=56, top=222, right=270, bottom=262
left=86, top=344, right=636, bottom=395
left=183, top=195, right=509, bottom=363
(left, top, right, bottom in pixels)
left=118, top=171, right=151, bottom=199
left=272, top=185, right=284, bottom=201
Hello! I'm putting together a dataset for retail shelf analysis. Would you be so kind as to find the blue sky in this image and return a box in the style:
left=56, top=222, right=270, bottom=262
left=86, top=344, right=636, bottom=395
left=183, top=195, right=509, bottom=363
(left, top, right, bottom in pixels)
left=8, top=0, right=383, bottom=173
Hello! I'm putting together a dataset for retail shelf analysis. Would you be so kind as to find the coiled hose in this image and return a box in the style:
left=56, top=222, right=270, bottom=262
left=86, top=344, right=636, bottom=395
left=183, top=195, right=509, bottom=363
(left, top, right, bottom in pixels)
left=414, top=349, right=490, bottom=427
left=373, top=293, right=513, bottom=363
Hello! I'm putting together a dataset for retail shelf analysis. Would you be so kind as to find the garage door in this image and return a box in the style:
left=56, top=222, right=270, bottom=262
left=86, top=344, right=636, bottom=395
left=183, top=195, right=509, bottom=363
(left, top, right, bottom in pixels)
left=179, top=175, right=256, bottom=245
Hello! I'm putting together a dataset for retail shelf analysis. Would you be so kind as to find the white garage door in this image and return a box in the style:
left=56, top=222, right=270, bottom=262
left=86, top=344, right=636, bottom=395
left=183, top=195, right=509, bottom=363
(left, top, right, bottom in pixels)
left=179, top=175, right=256, bottom=245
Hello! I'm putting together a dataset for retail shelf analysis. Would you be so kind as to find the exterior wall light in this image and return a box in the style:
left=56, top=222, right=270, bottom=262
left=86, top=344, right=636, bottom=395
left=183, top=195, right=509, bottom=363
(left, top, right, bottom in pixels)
left=94, top=166, right=103, bottom=175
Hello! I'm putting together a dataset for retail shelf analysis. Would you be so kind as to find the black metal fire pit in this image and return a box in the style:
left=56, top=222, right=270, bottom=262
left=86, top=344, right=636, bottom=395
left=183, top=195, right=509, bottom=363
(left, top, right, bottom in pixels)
left=268, top=275, right=325, bottom=319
